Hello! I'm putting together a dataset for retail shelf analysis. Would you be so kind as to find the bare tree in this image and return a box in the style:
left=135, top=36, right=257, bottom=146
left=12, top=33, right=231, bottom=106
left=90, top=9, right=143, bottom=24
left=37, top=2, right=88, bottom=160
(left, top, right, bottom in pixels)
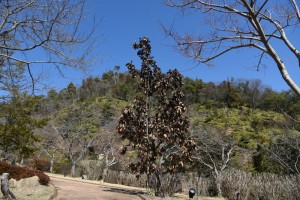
left=52, top=102, right=99, bottom=176
left=36, top=123, right=62, bottom=173
left=243, top=79, right=264, bottom=110
left=92, top=122, right=120, bottom=180
left=0, top=0, right=96, bottom=92
left=267, top=131, right=300, bottom=175
left=100, top=139, right=118, bottom=179
left=191, top=127, right=234, bottom=196
left=165, top=0, right=300, bottom=96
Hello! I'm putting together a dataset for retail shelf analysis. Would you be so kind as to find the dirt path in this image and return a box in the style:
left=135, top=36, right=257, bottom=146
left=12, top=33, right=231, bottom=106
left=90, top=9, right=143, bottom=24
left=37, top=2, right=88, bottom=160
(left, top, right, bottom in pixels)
left=48, top=174, right=224, bottom=200
left=50, top=176, right=143, bottom=200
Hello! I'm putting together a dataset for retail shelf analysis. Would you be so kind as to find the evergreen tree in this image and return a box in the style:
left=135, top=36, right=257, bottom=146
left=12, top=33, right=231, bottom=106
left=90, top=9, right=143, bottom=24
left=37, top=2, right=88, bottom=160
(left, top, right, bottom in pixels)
left=0, top=92, right=47, bottom=158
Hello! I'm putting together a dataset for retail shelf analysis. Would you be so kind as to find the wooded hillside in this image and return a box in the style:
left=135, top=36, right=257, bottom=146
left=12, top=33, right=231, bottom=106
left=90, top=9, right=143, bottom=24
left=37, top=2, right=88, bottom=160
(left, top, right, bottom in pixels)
left=1, top=63, right=300, bottom=198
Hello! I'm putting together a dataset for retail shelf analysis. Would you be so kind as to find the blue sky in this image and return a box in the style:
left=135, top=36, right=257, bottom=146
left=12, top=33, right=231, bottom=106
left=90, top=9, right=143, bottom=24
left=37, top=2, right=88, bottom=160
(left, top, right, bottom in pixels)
left=43, top=0, right=300, bottom=93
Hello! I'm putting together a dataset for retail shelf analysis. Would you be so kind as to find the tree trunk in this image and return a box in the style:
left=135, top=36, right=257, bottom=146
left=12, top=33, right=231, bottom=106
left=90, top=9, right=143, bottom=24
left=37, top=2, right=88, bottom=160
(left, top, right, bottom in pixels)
left=71, top=161, right=76, bottom=177
left=146, top=173, right=150, bottom=190
left=215, top=173, right=222, bottom=197
left=154, top=171, right=163, bottom=197
left=20, top=156, right=24, bottom=166
left=2, top=150, right=8, bottom=162
left=1, top=173, right=16, bottom=200
left=102, top=168, right=108, bottom=181
left=50, top=159, right=54, bottom=173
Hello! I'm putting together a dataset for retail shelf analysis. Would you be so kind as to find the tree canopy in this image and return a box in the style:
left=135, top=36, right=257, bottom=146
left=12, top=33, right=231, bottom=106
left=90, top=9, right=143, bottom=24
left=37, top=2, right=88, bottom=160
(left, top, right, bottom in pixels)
left=0, top=92, right=47, bottom=158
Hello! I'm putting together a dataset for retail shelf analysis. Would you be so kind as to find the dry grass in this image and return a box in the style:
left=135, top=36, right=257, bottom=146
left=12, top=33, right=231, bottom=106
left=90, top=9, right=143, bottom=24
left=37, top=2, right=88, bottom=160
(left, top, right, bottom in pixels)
left=0, top=177, right=55, bottom=200
left=10, top=184, right=55, bottom=200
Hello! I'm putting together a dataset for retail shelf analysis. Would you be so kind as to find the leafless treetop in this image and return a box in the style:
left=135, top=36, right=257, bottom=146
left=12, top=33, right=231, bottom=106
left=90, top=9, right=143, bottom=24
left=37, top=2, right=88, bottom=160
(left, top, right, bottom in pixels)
left=0, top=0, right=97, bottom=92
left=165, top=0, right=300, bottom=96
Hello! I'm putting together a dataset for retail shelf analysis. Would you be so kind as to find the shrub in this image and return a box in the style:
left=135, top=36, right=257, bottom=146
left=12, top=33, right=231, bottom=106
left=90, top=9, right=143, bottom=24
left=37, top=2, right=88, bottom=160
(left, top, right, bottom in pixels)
left=28, top=157, right=50, bottom=172
left=78, top=160, right=104, bottom=180
left=34, top=170, right=50, bottom=185
left=182, top=170, right=300, bottom=199
left=0, top=161, right=50, bottom=185
left=104, top=170, right=182, bottom=197
left=220, top=169, right=300, bottom=200
left=53, top=162, right=70, bottom=175
left=181, top=173, right=216, bottom=197
left=252, top=173, right=300, bottom=200
left=149, top=173, right=182, bottom=197
left=104, top=169, right=147, bottom=187
left=221, top=170, right=253, bottom=199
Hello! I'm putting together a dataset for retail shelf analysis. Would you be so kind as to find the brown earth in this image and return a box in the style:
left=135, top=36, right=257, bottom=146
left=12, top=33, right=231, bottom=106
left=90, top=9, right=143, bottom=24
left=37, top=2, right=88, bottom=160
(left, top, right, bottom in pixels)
left=50, top=176, right=144, bottom=200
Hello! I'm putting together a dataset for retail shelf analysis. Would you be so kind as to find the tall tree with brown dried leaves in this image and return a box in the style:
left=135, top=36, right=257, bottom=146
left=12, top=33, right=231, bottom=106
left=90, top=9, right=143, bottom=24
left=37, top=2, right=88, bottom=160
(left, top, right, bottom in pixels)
left=117, top=37, right=196, bottom=197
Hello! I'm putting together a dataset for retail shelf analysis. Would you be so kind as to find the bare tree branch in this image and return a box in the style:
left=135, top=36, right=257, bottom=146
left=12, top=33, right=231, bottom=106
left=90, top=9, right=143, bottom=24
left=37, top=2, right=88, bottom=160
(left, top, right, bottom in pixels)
left=266, top=131, right=300, bottom=175
left=0, top=0, right=98, bottom=93
left=165, top=0, right=300, bottom=96
left=289, top=0, right=300, bottom=21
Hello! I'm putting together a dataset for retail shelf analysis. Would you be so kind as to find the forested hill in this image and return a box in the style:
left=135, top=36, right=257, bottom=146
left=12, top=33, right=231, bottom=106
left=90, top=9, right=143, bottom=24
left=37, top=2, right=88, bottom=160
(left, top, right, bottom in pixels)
left=47, top=70, right=300, bottom=117
left=37, top=70, right=299, bottom=173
